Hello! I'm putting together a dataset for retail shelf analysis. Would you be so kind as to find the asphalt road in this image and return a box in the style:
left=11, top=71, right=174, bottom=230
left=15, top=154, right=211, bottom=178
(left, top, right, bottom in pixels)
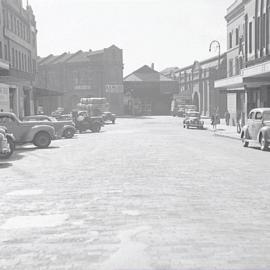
left=1, top=116, right=270, bottom=270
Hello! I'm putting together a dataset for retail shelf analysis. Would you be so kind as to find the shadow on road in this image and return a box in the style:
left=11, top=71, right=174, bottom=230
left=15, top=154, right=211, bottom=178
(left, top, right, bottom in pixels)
left=0, top=162, right=12, bottom=169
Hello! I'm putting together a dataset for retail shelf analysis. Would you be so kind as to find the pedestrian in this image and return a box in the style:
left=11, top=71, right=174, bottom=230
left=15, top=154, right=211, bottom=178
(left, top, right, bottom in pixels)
left=225, top=110, right=230, bottom=126
left=211, top=114, right=215, bottom=129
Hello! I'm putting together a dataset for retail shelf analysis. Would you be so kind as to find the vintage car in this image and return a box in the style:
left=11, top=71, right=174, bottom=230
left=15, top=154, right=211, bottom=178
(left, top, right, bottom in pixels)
left=23, top=115, right=76, bottom=139
left=72, top=111, right=103, bottom=133
left=102, top=112, right=116, bottom=124
left=183, top=111, right=204, bottom=129
left=0, top=126, right=15, bottom=159
left=0, top=112, right=55, bottom=148
left=241, top=108, right=270, bottom=151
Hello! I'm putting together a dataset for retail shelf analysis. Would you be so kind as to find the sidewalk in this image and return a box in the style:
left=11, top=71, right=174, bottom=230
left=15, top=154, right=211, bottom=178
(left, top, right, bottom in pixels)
left=203, top=118, right=241, bottom=140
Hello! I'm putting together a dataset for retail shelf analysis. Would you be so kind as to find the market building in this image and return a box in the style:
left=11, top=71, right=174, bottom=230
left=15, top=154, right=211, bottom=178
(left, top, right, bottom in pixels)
left=36, top=45, right=124, bottom=115
left=215, top=0, right=270, bottom=125
left=123, top=65, right=179, bottom=115
left=163, top=54, right=227, bottom=117
left=0, top=0, right=37, bottom=118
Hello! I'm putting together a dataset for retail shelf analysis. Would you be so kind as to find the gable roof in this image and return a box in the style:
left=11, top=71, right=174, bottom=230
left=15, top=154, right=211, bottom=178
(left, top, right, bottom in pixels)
left=124, top=65, right=177, bottom=82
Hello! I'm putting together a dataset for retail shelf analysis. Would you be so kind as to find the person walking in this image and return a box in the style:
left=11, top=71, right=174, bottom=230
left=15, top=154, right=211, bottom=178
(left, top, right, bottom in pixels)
left=225, top=110, right=230, bottom=126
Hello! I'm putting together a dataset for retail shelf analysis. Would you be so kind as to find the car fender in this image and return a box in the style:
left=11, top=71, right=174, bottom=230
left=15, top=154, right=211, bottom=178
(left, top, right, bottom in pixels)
left=241, top=125, right=250, bottom=140
left=28, top=125, right=55, bottom=141
left=257, top=126, right=270, bottom=142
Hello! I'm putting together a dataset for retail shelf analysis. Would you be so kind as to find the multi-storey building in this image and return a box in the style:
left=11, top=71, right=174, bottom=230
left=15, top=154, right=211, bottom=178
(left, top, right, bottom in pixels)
left=215, top=0, right=270, bottom=125
left=0, top=0, right=37, bottom=117
left=164, top=54, right=227, bottom=117
left=36, top=45, right=124, bottom=115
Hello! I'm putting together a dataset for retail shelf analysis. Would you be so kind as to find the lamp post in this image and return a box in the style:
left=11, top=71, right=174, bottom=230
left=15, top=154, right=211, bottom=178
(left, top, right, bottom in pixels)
left=209, top=40, right=221, bottom=69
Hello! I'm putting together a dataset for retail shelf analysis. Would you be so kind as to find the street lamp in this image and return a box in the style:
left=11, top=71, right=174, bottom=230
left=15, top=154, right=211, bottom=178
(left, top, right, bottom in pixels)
left=209, top=40, right=221, bottom=69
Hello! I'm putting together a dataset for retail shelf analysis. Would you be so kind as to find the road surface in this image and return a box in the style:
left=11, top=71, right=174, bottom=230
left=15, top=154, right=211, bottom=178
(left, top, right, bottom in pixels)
left=1, top=116, right=270, bottom=270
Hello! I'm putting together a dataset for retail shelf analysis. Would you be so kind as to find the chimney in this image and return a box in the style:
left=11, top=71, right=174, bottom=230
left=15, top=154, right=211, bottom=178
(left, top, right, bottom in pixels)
left=151, top=63, right=155, bottom=70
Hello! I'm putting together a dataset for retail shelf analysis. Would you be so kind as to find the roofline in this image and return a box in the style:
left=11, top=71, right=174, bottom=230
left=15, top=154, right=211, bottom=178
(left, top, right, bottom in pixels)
left=175, top=52, right=227, bottom=73
left=124, top=65, right=158, bottom=80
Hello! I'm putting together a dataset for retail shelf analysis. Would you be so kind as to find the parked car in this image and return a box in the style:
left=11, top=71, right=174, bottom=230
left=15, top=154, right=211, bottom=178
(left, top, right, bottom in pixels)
left=23, top=115, right=76, bottom=139
left=72, top=111, right=103, bottom=133
left=0, top=112, right=55, bottom=148
left=241, top=108, right=270, bottom=151
left=0, top=126, right=15, bottom=159
left=183, top=111, right=204, bottom=129
left=102, top=112, right=116, bottom=124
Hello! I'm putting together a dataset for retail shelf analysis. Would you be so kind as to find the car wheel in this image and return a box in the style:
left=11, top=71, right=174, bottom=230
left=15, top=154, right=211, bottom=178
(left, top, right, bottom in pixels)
left=91, top=123, right=101, bottom=133
left=33, top=132, right=51, bottom=148
left=242, top=139, right=249, bottom=148
left=260, top=136, right=268, bottom=151
left=63, top=128, right=75, bottom=139
left=112, top=119, right=115, bottom=124
left=0, top=137, right=15, bottom=159
left=186, top=125, right=189, bottom=129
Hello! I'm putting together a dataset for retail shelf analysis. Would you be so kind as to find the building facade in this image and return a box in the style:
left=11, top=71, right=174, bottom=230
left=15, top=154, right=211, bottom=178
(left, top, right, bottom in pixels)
left=164, top=54, right=227, bottom=117
left=215, top=0, right=270, bottom=125
left=36, top=45, right=124, bottom=115
left=0, top=0, right=37, bottom=117
left=124, top=65, right=179, bottom=115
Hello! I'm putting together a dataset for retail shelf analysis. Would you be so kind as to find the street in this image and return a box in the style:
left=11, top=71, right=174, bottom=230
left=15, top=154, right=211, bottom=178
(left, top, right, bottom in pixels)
left=1, top=116, right=270, bottom=270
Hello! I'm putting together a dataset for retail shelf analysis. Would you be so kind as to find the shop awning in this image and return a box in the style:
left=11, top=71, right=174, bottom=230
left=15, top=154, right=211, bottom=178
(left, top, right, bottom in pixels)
left=34, top=87, right=63, bottom=97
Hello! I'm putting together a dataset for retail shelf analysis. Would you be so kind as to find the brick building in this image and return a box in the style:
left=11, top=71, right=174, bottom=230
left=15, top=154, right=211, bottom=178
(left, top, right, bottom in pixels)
left=215, top=0, right=270, bottom=125
left=163, top=54, right=227, bottom=117
left=124, top=65, right=179, bottom=115
left=36, top=45, right=124, bottom=115
left=0, top=0, right=37, bottom=118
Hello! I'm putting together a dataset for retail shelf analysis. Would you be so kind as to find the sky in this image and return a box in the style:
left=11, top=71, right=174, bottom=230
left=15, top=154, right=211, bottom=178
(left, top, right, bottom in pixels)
left=23, top=0, right=233, bottom=75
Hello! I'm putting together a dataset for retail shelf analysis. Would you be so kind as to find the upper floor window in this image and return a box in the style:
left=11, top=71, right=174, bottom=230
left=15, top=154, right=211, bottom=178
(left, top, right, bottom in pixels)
left=249, top=22, right=253, bottom=53
left=236, top=28, right=239, bottom=46
left=229, top=59, right=233, bottom=77
left=229, top=32, right=233, bottom=49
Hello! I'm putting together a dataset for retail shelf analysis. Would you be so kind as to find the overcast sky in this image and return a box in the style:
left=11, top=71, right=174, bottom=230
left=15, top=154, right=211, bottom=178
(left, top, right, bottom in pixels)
left=24, top=0, right=233, bottom=75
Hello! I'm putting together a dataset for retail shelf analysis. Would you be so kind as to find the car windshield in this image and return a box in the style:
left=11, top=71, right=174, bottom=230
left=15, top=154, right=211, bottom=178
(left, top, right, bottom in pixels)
left=264, top=112, right=270, bottom=121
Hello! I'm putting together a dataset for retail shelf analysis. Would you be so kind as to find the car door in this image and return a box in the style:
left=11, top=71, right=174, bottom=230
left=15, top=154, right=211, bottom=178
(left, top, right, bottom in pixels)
left=253, top=111, right=263, bottom=140
left=247, top=111, right=255, bottom=139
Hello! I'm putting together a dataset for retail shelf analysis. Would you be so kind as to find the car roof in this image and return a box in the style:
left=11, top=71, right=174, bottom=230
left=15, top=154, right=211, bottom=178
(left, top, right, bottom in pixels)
left=250, top=108, right=270, bottom=113
left=0, top=112, right=17, bottom=117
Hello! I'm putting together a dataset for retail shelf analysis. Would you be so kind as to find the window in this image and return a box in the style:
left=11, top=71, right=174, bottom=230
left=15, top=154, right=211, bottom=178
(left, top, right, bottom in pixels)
left=12, top=48, right=15, bottom=67
left=229, top=32, right=233, bottom=48
left=236, top=28, right=239, bottom=46
left=4, top=44, right=8, bottom=60
left=235, top=57, right=240, bottom=75
left=18, top=51, right=21, bottom=70
left=249, top=21, right=253, bottom=53
left=15, top=50, right=18, bottom=69
left=0, top=42, right=3, bottom=59
left=255, top=112, right=262, bottom=120
left=229, top=59, right=234, bottom=77
left=249, top=111, right=255, bottom=119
